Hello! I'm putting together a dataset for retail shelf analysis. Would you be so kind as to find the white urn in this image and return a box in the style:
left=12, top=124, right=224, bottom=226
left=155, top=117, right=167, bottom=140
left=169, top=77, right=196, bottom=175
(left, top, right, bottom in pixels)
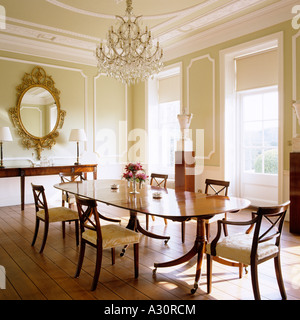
left=293, top=101, right=300, bottom=130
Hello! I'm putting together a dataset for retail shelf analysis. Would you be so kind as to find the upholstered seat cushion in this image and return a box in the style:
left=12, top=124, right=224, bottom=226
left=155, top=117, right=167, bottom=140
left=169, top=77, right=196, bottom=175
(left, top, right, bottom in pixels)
left=82, top=225, right=140, bottom=249
left=37, top=207, right=78, bottom=223
left=206, top=233, right=279, bottom=265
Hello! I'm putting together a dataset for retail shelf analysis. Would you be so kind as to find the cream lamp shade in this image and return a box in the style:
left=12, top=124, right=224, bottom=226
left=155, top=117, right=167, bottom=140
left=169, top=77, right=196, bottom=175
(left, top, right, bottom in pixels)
left=69, top=129, right=87, bottom=165
left=0, top=127, right=13, bottom=168
left=0, top=127, right=13, bottom=142
left=69, top=129, right=87, bottom=142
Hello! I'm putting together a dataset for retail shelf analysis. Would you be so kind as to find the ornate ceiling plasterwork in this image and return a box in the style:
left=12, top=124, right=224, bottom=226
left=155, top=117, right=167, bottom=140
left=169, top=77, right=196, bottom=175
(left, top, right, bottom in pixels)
left=0, top=0, right=297, bottom=64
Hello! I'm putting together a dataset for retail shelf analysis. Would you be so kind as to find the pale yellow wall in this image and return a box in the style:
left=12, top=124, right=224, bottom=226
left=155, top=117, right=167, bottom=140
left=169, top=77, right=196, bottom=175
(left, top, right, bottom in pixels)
left=132, top=20, right=298, bottom=172
left=0, top=19, right=298, bottom=176
left=95, top=75, right=126, bottom=164
left=0, top=51, right=126, bottom=169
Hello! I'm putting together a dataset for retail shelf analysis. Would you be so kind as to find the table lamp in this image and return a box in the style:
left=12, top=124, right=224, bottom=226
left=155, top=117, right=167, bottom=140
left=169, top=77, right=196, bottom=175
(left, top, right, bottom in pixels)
left=0, top=127, right=13, bottom=168
left=69, top=129, right=87, bottom=165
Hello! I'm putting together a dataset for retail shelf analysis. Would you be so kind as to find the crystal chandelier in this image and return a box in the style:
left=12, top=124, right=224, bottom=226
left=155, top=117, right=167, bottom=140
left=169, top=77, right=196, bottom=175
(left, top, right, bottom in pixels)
left=96, top=0, right=164, bottom=84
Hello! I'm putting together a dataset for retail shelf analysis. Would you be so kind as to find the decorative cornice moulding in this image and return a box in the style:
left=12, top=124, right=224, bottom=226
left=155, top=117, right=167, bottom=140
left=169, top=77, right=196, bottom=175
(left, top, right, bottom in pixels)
left=163, top=0, right=295, bottom=61
left=0, top=0, right=297, bottom=66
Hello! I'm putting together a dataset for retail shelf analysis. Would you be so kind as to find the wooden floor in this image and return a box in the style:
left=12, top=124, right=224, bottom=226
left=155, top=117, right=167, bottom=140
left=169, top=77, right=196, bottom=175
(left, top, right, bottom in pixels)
left=0, top=202, right=300, bottom=301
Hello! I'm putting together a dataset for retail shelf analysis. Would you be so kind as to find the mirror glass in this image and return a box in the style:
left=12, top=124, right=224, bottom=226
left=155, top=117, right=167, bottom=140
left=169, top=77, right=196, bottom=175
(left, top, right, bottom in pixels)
left=20, top=87, right=58, bottom=138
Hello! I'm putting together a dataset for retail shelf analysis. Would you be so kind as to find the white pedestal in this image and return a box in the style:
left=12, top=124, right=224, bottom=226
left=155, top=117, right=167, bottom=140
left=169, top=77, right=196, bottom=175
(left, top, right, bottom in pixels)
left=177, top=139, right=193, bottom=152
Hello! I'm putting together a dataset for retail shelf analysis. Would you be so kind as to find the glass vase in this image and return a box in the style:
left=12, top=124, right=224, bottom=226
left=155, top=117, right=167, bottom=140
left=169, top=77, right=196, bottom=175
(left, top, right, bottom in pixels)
left=130, top=173, right=139, bottom=194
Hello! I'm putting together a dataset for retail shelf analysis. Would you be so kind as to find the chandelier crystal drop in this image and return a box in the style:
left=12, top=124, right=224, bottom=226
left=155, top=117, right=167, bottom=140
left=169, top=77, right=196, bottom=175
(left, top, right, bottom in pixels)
left=96, top=0, right=164, bottom=85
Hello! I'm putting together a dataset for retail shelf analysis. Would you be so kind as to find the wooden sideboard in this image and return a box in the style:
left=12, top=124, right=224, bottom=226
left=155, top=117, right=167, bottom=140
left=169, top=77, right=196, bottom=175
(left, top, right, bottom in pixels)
left=0, top=164, right=97, bottom=210
left=290, top=153, right=300, bottom=234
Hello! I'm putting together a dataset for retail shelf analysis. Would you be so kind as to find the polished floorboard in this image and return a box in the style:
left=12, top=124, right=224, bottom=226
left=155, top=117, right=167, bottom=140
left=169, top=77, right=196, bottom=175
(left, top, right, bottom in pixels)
left=0, top=202, right=300, bottom=300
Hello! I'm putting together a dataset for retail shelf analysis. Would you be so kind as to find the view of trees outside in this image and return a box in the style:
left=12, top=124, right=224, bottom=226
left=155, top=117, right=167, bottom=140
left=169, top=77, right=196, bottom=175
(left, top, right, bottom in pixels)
left=242, top=89, right=278, bottom=175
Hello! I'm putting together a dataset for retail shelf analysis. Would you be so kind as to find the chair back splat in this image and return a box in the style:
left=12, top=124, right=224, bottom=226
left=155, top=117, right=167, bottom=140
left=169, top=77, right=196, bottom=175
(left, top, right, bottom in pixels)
left=150, top=173, right=168, bottom=189
left=204, top=179, right=229, bottom=196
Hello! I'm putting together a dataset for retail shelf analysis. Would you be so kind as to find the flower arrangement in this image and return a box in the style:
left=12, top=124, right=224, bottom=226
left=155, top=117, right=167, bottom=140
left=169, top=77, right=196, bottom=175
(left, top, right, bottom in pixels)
left=123, top=162, right=148, bottom=193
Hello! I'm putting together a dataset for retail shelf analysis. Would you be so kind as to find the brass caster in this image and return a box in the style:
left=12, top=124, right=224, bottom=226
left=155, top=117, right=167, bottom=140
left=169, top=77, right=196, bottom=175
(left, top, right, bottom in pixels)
left=191, top=283, right=198, bottom=294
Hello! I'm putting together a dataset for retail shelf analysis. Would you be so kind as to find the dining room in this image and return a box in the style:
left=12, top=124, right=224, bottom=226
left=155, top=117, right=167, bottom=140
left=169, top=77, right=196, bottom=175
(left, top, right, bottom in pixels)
left=1, top=0, right=300, bottom=303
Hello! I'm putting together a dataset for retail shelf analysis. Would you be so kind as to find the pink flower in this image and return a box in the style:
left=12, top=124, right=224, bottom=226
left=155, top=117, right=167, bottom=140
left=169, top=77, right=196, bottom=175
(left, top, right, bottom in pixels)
left=135, top=172, right=148, bottom=182
left=125, top=162, right=143, bottom=173
left=122, top=171, right=133, bottom=180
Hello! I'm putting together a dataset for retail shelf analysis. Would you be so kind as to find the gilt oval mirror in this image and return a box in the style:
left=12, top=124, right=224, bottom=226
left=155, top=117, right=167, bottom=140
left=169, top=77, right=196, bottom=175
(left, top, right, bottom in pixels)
left=10, top=66, right=66, bottom=160
left=19, top=86, right=58, bottom=138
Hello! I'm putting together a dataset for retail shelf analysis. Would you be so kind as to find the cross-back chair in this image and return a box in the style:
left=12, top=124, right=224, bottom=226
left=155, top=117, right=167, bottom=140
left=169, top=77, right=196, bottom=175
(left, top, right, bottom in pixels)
left=59, top=172, right=86, bottom=209
left=180, top=179, right=231, bottom=243
left=31, top=183, right=79, bottom=253
left=145, top=173, right=169, bottom=230
left=206, top=201, right=290, bottom=300
left=75, top=196, right=140, bottom=291
left=59, top=172, right=121, bottom=225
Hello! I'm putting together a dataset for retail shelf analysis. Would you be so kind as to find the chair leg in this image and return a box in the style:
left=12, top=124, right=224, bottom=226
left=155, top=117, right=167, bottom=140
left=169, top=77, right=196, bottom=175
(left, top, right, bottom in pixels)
left=74, top=220, right=79, bottom=246
left=62, top=221, right=65, bottom=238
left=133, top=243, right=139, bottom=278
left=146, top=214, right=149, bottom=230
left=207, top=254, right=212, bottom=294
left=181, top=221, right=185, bottom=243
left=274, top=255, right=287, bottom=300
left=39, top=221, right=49, bottom=253
left=250, top=263, right=261, bottom=300
left=31, top=218, right=40, bottom=246
left=205, top=223, right=210, bottom=241
left=164, top=218, right=168, bottom=226
left=223, top=213, right=228, bottom=237
left=91, top=246, right=102, bottom=291
left=111, top=248, right=115, bottom=265
left=239, top=263, right=244, bottom=278
left=75, top=241, right=86, bottom=278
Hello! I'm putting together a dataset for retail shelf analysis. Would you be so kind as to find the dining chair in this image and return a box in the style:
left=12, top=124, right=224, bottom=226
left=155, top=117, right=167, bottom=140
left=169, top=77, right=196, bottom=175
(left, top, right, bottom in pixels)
left=59, top=172, right=86, bottom=209
left=181, top=179, right=231, bottom=243
left=75, top=196, right=140, bottom=291
left=145, top=173, right=168, bottom=230
left=31, top=183, right=79, bottom=253
left=206, top=201, right=290, bottom=300
left=59, top=172, right=121, bottom=225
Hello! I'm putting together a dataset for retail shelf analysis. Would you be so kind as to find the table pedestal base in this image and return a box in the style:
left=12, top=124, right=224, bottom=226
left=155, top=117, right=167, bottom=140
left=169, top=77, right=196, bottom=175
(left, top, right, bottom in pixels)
left=153, top=218, right=206, bottom=294
left=121, top=210, right=170, bottom=257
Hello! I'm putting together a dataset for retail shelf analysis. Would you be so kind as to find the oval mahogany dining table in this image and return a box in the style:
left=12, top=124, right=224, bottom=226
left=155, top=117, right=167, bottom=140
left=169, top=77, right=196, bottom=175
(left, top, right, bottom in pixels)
left=54, top=179, right=251, bottom=294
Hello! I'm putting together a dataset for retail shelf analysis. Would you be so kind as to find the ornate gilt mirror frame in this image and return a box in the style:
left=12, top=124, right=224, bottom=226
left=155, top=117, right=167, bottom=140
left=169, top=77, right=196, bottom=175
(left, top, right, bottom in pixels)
left=10, top=66, right=66, bottom=160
